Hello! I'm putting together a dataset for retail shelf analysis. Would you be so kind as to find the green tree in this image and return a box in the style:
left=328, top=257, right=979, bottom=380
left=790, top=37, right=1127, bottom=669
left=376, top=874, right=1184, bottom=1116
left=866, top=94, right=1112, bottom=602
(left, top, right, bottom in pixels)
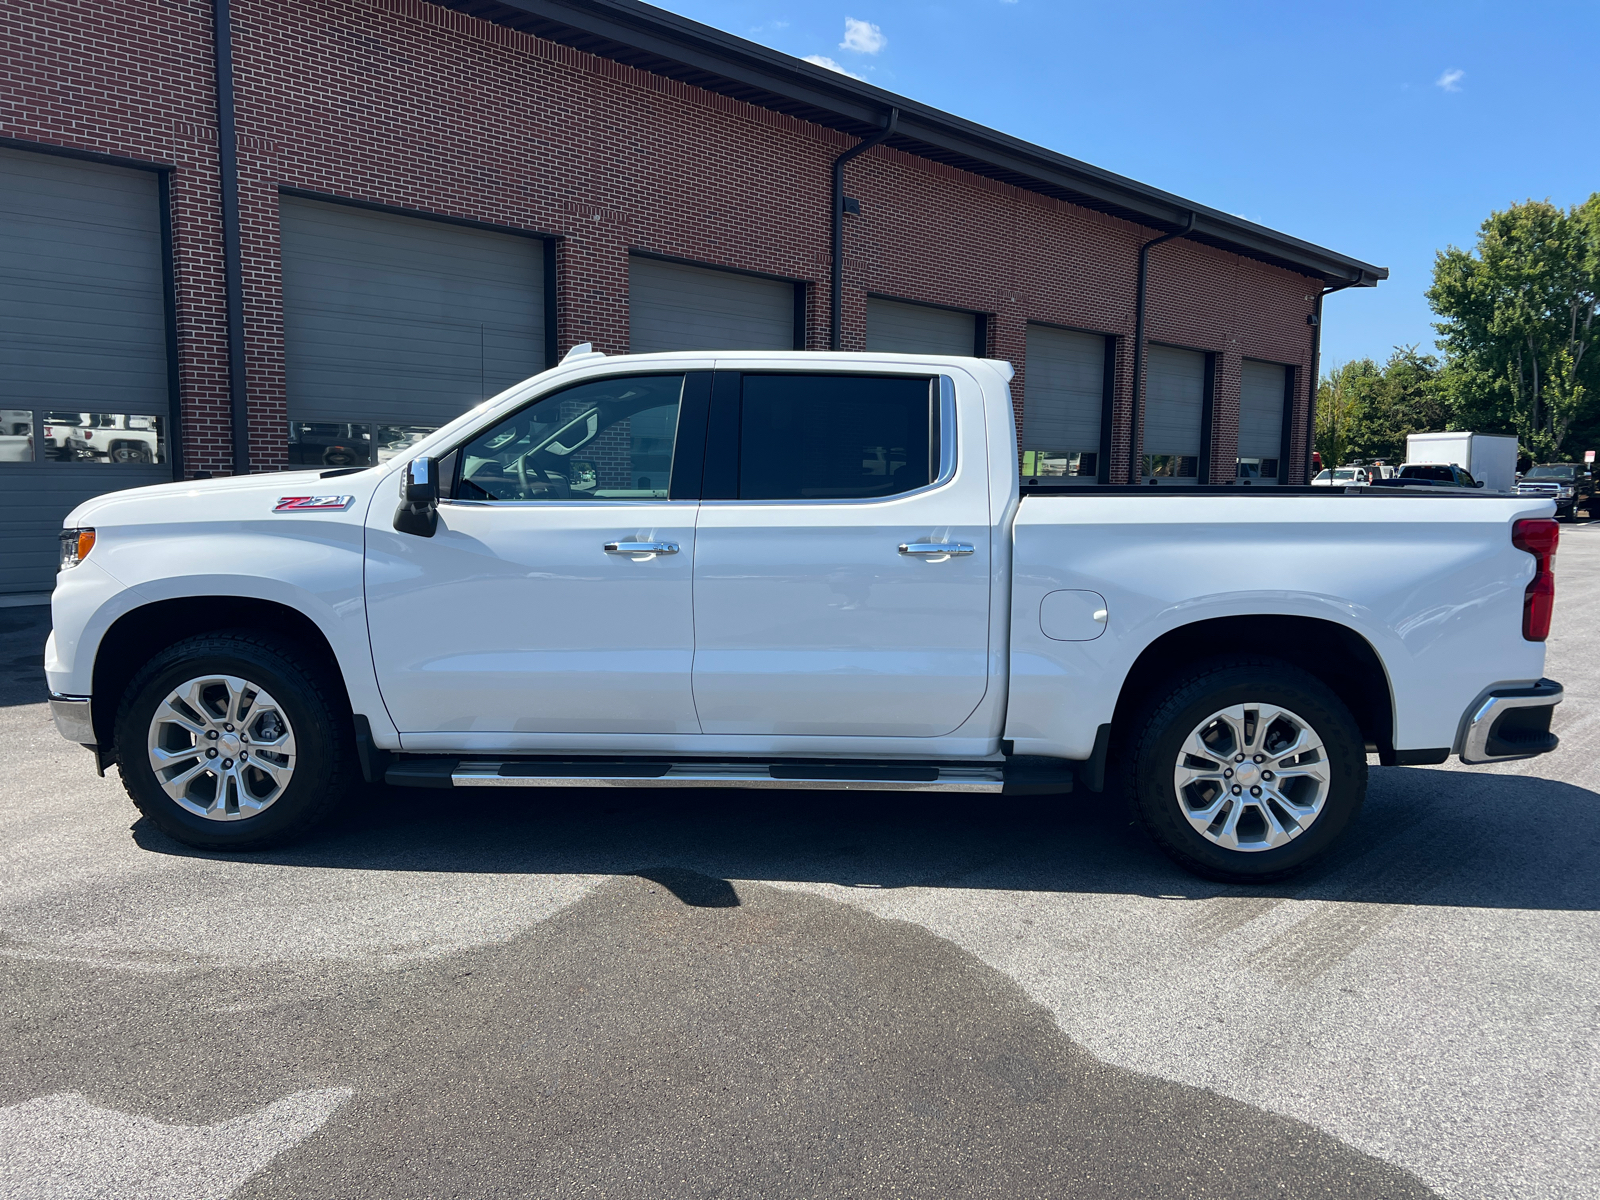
left=1316, top=348, right=1447, bottom=466
left=1315, top=358, right=1371, bottom=468
left=1428, top=195, right=1599, bottom=460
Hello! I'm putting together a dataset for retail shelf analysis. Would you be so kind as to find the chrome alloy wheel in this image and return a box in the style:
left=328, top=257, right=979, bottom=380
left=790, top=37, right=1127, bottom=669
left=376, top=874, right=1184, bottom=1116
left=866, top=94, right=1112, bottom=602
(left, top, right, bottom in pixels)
left=145, top=675, right=297, bottom=821
left=1171, top=703, right=1331, bottom=852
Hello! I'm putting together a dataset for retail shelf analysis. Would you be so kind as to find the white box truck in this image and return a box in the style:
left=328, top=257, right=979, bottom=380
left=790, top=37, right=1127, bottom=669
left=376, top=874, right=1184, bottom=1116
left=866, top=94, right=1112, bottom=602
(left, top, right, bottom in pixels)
left=1404, top=431, right=1520, bottom=493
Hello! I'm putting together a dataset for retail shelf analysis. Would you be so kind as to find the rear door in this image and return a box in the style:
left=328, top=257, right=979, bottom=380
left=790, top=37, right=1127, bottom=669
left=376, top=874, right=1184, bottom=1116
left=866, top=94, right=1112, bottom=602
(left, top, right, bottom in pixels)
left=690, top=368, right=991, bottom=737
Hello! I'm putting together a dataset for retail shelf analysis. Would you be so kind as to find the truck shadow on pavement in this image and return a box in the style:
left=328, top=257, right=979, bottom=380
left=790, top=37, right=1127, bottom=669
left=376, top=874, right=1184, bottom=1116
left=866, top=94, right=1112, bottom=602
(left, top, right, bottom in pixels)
left=132, top=763, right=1600, bottom=913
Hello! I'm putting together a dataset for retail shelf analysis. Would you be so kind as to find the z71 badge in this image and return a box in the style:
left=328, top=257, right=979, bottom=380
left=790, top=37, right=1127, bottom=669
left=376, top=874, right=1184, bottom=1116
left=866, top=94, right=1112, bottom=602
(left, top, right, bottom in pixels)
left=273, top=495, right=355, bottom=512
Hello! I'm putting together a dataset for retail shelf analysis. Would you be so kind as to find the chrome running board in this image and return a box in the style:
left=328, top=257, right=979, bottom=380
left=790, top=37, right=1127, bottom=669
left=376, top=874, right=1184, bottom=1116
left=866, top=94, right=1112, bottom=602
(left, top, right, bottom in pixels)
left=450, top=760, right=1006, bottom=792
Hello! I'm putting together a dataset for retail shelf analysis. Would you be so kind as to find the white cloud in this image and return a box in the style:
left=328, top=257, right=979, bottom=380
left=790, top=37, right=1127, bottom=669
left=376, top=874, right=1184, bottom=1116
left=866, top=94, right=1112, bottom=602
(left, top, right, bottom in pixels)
left=1435, top=68, right=1465, bottom=92
left=804, top=54, right=866, bottom=80
left=841, top=17, right=887, bottom=54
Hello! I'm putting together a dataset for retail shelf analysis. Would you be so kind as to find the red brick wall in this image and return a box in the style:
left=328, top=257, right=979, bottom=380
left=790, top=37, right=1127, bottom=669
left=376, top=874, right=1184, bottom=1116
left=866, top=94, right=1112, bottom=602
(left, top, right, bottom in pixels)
left=2, top=0, right=1321, bottom=482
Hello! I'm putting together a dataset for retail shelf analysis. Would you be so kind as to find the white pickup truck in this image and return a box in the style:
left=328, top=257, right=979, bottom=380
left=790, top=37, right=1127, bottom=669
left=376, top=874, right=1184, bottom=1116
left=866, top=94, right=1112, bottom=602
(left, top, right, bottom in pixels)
left=46, top=349, right=1566, bottom=881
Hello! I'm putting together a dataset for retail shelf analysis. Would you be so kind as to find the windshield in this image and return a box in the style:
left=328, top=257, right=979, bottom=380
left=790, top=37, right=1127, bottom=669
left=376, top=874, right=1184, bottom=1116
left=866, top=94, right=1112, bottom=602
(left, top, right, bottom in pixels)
left=1525, top=465, right=1577, bottom=480
left=1332, top=468, right=1359, bottom=480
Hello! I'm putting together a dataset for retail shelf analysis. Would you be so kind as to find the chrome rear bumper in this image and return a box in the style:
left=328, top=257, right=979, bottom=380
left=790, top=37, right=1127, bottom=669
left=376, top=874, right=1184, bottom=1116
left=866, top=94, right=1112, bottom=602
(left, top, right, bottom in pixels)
left=1459, top=679, right=1563, bottom=764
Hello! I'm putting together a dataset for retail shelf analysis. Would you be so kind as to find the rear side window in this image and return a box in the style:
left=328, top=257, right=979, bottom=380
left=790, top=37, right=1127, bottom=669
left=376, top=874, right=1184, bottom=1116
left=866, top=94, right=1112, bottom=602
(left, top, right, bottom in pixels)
left=735, top=374, right=935, bottom=500
left=1401, top=465, right=1454, bottom=481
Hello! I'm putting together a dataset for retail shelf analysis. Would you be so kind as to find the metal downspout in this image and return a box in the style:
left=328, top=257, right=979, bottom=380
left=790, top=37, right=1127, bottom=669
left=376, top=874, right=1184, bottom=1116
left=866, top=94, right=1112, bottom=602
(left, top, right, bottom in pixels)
left=212, top=0, right=249, bottom=475
left=1304, top=276, right=1361, bottom=479
left=830, top=109, right=898, bottom=350
left=1127, top=212, right=1196, bottom=483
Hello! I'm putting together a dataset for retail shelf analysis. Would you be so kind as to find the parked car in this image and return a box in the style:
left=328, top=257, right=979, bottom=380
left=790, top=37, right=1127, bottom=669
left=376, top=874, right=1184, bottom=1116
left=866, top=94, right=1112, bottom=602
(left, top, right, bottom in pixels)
left=1517, top=464, right=1592, bottom=521
left=1372, top=463, right=1483, bottom=491
left=48, top=348, right=1564, bottom=884
left=1310, top=467, right=1371, bottom=486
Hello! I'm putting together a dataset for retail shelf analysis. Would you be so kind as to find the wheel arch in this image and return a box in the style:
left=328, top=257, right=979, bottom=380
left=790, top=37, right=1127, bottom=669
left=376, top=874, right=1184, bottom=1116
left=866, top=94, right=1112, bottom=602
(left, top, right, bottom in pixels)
left=91, top=597, right=350, bottom=749
left=1111, top=615, right=1396, bottom=759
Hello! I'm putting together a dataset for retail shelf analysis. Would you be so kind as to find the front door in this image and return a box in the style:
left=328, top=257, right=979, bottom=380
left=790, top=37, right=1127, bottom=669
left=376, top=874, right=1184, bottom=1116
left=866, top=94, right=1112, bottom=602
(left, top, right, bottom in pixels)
left=691, top=370, right=992, bottom=738
left=366, top=370, right=706, bottom=736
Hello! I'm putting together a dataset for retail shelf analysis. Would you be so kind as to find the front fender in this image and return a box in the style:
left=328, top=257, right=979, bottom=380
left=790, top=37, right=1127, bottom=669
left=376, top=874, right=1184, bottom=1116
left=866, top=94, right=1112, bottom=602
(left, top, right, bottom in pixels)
left=48, top=517, right=394, bottom=745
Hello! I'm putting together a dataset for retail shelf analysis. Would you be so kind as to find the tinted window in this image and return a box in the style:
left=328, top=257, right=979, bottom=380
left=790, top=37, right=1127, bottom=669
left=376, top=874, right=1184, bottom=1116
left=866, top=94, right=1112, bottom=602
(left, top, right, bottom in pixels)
left=1401, top=465, right=1454, bottom=481
left=457, top=374, right=684, bottom=502
left=1526, top=465, right=1576, bottom=480
left=736, top=374, right=935, bottom=501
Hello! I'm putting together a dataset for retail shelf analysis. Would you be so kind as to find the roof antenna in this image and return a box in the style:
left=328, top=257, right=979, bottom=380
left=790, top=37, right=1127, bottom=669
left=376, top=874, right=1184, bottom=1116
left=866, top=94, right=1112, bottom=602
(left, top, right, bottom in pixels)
left=562, top=342, right=604, bottom=362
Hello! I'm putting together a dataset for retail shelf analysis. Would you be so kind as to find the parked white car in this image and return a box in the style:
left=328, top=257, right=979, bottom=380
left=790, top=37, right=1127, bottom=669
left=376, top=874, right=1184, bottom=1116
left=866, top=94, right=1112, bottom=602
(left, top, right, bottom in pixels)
left=1310, top=467, right=1371, bottom=486
left=46, top=349, right=1565, bottom=882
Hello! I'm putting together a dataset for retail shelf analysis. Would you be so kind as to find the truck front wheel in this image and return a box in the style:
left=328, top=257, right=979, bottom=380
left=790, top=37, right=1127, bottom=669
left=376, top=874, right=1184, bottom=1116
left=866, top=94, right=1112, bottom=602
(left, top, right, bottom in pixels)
left=114, top=632, right=355, bottom=850
left=1126, top=658, right=1367, bottom=882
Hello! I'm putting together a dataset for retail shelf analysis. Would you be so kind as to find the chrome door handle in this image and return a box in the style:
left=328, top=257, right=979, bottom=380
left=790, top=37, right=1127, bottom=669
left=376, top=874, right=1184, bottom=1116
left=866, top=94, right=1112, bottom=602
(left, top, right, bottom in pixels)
left=604, top=541, right=679, bottom=554
left=898, top=542, right=975, bottom=556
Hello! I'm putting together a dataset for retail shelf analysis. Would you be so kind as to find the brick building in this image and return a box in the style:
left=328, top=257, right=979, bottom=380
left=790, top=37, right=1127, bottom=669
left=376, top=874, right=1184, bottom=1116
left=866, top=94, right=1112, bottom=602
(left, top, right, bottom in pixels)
left=0, top=0, right=1385, bottom=594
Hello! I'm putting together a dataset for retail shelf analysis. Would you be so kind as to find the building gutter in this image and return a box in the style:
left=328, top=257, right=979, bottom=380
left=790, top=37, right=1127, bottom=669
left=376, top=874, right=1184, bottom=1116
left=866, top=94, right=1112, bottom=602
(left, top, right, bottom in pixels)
left=1304, top=276, right=1363, bottom=477
left=212, top=0, right=249, bottom=475
left=830, top=108, right=897, bottom=350
left=1127, top=212, right=1195, bottom=484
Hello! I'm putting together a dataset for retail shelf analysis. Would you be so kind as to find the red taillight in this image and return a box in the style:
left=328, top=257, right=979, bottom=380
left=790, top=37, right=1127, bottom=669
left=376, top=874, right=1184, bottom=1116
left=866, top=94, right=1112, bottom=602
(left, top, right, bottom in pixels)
left=1513, top=518, right=1559, bottom=641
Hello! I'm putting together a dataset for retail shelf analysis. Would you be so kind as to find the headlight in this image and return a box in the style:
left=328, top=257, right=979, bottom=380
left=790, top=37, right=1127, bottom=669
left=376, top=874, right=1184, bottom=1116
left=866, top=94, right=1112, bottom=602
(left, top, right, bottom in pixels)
left=1558, top=487, right=1574, bottom=497
left=59, top=528, right=95, bottom=570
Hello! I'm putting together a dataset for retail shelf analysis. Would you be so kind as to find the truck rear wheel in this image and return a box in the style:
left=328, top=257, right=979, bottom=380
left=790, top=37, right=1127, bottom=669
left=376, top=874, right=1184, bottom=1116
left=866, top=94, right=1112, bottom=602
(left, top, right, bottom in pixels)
left=114, top=632, right=355, bottom=850
left=1126, top=657, right=1367, bottom=882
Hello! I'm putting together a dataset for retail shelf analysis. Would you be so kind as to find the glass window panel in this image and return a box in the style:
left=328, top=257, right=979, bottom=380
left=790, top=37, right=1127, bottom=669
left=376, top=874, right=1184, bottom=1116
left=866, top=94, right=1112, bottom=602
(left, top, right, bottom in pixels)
left=42, top=413, right=165, bottom=464
left=456, top=374, right=685, bottom=502
left=1022, top=449, right=1097, bottom=479
left=1142, top=454, right=1198, bottom=479
left=1236, top=458, right=1280, bottom=482
left=1, top=410, right=34, bottom=462
left=374, top=424, right=438, bottom=465
left=736, top=374, right=934, bottom=501
left=287, top=422, right=372, bottom=469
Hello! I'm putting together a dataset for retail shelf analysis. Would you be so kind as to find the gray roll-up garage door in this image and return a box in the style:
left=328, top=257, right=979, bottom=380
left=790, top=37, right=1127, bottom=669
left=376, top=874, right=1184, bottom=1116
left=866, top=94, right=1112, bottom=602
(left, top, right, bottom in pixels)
left=1021, top=325, right=1105, bottom=482
left=866, top=297, right=978, bottom=355
left=0, top=147, right=172, bottom=595
left=280, top=197, right=546, bottom=469
left=1238, top=359, right=1287, bottom=484
left=628, top=256, right=796, bottom=353
left=1142, top=344, right=1206, bottom=484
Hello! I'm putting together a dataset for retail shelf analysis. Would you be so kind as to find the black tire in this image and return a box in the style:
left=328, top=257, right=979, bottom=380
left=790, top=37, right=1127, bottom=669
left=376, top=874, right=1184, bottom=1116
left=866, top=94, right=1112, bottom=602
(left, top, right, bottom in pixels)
left=114, top=632, right=356, bottom=850
left=1125, top=656, right=1367, bottom=883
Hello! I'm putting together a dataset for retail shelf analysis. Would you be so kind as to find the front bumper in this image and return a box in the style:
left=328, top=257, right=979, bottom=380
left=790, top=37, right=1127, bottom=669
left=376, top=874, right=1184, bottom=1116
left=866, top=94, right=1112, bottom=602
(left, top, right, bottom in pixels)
left=49, top=693, right=94, bottom=745
left=1459, top=679, right=1563, bottom=764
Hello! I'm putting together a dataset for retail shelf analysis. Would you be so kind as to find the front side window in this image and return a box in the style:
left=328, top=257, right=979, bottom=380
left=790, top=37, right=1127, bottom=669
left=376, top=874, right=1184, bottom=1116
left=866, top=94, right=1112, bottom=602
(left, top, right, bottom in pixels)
left=735, top=374, right=936, bottom=501
left=456, top=374, right=684, bottom=502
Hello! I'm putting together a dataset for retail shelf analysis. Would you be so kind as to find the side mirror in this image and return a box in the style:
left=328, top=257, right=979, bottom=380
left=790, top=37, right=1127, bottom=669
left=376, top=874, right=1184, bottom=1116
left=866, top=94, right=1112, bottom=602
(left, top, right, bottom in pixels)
left=1475, top=480, right=1486, bottom=488
left=404, top=457, right=439, bottom=504
left=394, top=456, right=439, bottom=537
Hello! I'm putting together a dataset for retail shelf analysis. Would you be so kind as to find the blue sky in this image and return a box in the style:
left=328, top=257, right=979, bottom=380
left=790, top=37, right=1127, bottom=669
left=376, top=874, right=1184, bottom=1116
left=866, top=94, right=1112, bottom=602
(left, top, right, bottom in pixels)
left=657, top=1, right=1599, bottom=374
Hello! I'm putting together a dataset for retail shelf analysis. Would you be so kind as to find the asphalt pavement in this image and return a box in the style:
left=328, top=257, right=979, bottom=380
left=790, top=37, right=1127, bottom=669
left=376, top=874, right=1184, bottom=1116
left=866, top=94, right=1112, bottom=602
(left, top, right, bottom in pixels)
left=2, top=522, right=1597, bottom=1199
